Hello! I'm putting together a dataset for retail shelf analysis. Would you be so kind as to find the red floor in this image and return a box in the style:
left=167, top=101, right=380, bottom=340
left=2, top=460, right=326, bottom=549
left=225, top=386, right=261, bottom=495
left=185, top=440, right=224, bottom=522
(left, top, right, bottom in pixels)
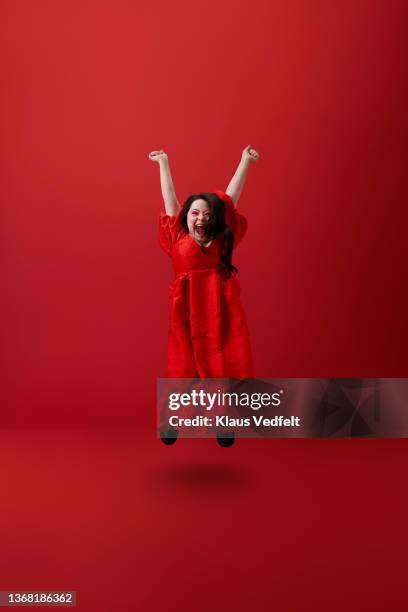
left=0, top=428, right=407, bottom=611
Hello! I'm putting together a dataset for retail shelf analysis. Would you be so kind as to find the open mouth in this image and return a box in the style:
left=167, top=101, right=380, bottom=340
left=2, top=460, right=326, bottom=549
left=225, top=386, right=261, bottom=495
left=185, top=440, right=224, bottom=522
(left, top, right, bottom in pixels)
left=195, top=225, right=206, bottom=236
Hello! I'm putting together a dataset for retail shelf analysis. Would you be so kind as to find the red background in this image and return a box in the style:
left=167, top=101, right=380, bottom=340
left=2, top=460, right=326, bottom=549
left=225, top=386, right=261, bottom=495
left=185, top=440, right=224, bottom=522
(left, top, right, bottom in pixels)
left=1, top=1, right=407, bottom=610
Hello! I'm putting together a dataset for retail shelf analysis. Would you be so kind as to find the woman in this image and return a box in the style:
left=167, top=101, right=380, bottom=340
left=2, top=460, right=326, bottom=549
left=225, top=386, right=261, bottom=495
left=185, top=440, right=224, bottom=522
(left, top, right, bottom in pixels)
left=150, top=145, right=259, bottom=445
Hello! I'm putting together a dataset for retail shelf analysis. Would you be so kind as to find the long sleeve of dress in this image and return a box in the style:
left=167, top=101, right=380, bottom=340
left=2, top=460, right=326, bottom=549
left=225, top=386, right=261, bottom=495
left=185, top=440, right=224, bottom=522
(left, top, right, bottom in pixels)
left=158, top=206, right=183, bottom=256
left=213, top=190, right=248, bottom=249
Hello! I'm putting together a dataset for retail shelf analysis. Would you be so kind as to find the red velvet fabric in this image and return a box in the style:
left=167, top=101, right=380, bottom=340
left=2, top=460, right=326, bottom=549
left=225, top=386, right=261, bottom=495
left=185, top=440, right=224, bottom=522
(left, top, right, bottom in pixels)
left=159, top=190, right=254, bottom=378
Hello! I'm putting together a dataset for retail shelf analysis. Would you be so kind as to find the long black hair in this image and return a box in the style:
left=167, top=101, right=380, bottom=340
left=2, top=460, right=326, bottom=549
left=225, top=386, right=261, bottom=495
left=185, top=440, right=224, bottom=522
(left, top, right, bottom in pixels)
left=180, top=192, right=238, bottom=277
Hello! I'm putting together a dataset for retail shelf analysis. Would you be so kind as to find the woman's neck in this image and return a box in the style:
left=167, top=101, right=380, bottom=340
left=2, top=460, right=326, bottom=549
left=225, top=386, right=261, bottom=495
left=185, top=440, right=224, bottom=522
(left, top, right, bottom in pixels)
left=190, top=233, right=212, bottom=247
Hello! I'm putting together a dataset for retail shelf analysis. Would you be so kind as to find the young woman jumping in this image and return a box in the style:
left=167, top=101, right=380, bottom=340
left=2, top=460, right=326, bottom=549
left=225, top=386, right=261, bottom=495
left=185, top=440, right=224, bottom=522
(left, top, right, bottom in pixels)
left=150, top=145, right=259, bottom=446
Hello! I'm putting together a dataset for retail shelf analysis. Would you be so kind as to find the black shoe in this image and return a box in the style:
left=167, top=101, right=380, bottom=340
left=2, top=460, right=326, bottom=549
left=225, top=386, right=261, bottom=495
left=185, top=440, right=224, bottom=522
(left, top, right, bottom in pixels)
left=216, top=432, right=235, bottom=447
left=160, top=427, right=178, bottom=445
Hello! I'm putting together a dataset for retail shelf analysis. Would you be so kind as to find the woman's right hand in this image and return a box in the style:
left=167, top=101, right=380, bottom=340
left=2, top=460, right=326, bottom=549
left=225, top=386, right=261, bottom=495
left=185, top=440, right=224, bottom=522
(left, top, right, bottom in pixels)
left=242, top=145, right=260, bottom=163
left=148, top=150, right=168, bottom=163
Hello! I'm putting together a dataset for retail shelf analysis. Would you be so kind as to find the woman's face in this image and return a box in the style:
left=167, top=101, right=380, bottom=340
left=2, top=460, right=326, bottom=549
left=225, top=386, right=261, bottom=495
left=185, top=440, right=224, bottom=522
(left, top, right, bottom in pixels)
left=187, top=199, right=211, bottom=241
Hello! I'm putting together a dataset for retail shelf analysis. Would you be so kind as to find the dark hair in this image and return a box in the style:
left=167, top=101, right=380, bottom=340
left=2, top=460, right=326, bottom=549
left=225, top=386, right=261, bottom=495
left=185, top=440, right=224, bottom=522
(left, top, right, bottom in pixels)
left=180, top=192, right=238, bottom=277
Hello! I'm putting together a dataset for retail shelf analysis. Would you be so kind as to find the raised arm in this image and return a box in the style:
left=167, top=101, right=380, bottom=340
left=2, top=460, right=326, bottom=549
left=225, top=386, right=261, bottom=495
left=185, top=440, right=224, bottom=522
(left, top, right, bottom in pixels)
left=225, top=145, right=260, bottom=206
left=148, top=150, right=180, bottom=216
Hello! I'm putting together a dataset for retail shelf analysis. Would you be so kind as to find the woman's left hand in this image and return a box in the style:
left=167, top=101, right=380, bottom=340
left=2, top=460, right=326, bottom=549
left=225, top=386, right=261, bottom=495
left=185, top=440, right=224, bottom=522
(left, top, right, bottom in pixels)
left=242, top=145, right=260, bottom=163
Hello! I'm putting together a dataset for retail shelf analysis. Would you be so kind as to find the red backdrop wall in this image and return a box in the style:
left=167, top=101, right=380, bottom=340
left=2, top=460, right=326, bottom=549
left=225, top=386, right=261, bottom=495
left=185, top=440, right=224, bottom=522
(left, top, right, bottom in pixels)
left=2, top=0, right=407, bottom=425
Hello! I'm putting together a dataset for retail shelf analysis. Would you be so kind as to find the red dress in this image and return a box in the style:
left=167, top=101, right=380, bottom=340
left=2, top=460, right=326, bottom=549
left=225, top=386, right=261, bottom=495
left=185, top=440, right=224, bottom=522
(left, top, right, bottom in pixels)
left=159, top=190, right=254, bottom=379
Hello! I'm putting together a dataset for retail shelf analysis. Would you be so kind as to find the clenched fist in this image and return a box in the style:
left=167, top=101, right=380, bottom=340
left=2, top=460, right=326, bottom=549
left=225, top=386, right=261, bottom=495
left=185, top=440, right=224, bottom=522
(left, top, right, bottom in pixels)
left=242, top=145, right=260, bottom=163
left=148, top=150, right=168, bottom=163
